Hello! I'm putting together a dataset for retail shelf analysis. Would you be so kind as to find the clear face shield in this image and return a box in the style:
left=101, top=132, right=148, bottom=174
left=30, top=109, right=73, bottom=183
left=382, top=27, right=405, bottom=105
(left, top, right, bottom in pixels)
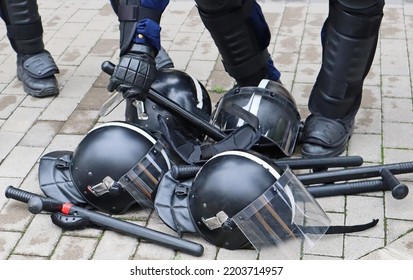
left=89, top=136, right=178, bottom=210
left=212, top=84, right=301, bottom=157
left=231, top=168, right=331, bottom=259
left=117, top=140, right=170, bottom=209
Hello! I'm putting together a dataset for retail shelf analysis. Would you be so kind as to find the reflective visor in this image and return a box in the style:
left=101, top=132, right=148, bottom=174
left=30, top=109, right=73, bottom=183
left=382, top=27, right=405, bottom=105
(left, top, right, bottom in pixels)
left=232, top=168, right=330, bottom=259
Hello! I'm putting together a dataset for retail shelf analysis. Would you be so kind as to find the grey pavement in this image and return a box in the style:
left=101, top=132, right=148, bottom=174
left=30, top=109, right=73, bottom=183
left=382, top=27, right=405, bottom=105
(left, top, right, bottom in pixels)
left=1, top=0, right=413, bottom=260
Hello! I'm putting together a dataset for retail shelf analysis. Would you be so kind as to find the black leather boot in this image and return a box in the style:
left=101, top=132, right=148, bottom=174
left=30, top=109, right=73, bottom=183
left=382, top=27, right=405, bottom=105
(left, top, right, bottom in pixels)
left=300, top=114, right=354, bottom=158
left=17, top=50, right=59, bottom=98
left=300, top=1, right=383, bottom=158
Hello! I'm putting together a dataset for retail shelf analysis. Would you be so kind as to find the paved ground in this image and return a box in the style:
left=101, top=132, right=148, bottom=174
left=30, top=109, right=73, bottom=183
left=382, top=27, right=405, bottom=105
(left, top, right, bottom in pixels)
left=1, top=0, right=413, bottom=260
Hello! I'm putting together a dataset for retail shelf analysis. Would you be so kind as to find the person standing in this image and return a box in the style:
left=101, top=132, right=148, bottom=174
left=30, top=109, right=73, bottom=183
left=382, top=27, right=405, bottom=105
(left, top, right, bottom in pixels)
left=106, top=0, right=384, bottom=158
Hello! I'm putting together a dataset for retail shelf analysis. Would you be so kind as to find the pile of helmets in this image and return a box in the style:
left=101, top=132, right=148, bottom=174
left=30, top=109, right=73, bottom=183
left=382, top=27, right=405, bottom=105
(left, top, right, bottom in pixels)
left=38, top=68, right=329, bottom=259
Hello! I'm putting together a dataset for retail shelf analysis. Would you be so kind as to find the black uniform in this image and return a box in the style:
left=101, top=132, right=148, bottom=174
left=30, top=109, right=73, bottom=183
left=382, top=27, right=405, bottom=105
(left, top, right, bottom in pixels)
left=108, top=0, right=384, bottom=158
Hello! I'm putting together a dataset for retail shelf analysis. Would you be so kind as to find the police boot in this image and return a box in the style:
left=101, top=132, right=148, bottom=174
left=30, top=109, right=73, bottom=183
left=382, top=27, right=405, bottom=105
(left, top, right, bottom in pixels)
left=301, top=114, right=355, bottom=158
left=300, top=0, right=383, bottom=158
left=16, top=50, right=60, bottom=98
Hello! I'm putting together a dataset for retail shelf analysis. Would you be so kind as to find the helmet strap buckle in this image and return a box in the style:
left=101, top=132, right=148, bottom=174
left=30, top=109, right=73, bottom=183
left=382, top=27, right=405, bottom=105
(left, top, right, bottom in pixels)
left=201, top=211, right=230, bottom=230
left=88, top=176, right=116, bottom=197
left=133, top=100, right=149, bottom=120
left=174, top=184, right=190, bottom=197
left=55, top=157, right=70, bottom=169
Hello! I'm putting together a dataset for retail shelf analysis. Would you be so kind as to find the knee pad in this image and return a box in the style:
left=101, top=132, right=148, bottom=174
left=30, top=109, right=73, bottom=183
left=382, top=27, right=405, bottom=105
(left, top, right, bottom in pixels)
left=0, top=0, right=44, bottom=54
left=196, top=0, right=275, bottom=86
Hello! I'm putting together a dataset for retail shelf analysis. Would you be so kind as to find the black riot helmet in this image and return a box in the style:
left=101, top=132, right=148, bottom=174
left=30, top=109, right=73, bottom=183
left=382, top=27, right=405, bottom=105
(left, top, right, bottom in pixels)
left=69, top=122, right=173, bottom=214
left=212, top=80, right=302, bottom=158
left=126, top=68, right=212, bottom=140
left=188, top=150, right=330, bottom=258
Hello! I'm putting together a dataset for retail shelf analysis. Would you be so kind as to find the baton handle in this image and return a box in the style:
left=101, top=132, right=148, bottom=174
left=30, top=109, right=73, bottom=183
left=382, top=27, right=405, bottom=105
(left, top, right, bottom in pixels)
left=380, top=168, right=409, bottom=200
left=171, top=165, right=202, bottom=179
left=4, top=186, right=63, bottom=213
left=5, top=185, right=37, bottom=203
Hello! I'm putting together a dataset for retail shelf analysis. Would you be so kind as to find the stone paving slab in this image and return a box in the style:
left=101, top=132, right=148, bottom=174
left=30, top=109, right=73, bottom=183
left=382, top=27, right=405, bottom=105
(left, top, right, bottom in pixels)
left=0, top=0, right=413, bottom=260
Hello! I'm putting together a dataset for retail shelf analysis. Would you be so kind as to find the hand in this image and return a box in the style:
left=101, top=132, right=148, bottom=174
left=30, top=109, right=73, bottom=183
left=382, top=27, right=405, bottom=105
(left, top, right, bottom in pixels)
left=107, top=44, right=157, bottom=100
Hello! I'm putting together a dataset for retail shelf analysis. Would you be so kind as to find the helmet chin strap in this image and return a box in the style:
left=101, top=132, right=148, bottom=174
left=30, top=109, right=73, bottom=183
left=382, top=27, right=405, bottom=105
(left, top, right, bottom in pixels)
left=158, top=105, right=261, bottom=165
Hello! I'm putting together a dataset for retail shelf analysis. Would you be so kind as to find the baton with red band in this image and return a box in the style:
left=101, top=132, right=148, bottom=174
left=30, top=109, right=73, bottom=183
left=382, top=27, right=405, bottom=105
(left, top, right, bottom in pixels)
left=5, top=186, right=204, bottom=257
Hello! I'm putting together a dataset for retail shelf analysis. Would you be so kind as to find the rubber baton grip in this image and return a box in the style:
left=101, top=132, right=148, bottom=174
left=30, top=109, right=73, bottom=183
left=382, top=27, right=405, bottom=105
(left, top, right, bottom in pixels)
left=171, top=165, right=202, bottom=180
left=5, top=185, right=36, bottom=203
left=5, top=186, right=64, bottom=214
left=101, top=60, right=115, bottom=75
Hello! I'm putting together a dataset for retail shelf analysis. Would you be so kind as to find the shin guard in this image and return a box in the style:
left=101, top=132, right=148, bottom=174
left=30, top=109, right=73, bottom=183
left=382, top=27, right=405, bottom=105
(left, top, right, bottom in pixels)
left=196, top=0, right=275, bottom=86
left=116, top=0, right=162, bottom=55
left=308, top=0, right=384, bottom=121
left=0, top=0, right=44, bottom=54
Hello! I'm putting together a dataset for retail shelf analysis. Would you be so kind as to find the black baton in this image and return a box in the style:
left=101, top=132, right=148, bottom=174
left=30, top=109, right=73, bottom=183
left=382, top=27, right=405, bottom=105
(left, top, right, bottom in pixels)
left=5, top=186, right=204, bottom=257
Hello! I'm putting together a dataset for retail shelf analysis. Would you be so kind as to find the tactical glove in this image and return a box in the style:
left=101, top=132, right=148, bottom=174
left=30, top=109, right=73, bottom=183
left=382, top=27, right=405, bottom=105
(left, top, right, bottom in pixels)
left=107, top=44, right=157, bottom=100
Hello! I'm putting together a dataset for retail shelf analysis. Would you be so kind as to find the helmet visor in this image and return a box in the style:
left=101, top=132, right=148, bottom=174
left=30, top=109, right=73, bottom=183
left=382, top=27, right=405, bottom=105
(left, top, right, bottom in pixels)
left=213, top=88, right=301, bottom=157
left=117, top=138, right=173, bottom=209
left=231, top=168, right=330, bottom=259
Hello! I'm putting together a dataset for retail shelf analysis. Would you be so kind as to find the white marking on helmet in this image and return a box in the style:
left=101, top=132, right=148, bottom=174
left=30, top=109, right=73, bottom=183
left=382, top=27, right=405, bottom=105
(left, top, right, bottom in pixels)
left=87, top=122, right=171, bottom=169
left=212, top=150, right=280, bottom=179
left=258, top=79, right=271, bottom=89
left=188, top=74, right=204, bottom=109
left=211, top=150, right=297, bottom=221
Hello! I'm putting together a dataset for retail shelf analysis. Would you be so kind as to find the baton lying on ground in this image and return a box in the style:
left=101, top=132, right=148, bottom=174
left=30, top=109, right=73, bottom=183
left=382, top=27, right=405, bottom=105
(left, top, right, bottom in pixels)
left=5, top=186, right=204, bottom=257
left=169, top=155, right=364, bottom=179
left=170, top=161, right=410, bottom=200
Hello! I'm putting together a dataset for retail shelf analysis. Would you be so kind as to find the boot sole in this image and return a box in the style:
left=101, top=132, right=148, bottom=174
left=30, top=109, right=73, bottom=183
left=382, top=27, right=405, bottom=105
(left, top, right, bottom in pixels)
left=23, top=85, right=59, bottom=98
left=17, top=74, right=59, bottom=98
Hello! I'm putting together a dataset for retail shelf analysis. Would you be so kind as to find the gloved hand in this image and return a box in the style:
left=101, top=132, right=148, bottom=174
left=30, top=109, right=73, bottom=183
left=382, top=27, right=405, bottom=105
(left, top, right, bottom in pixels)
left=107, top=44, right=157, bottom=100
